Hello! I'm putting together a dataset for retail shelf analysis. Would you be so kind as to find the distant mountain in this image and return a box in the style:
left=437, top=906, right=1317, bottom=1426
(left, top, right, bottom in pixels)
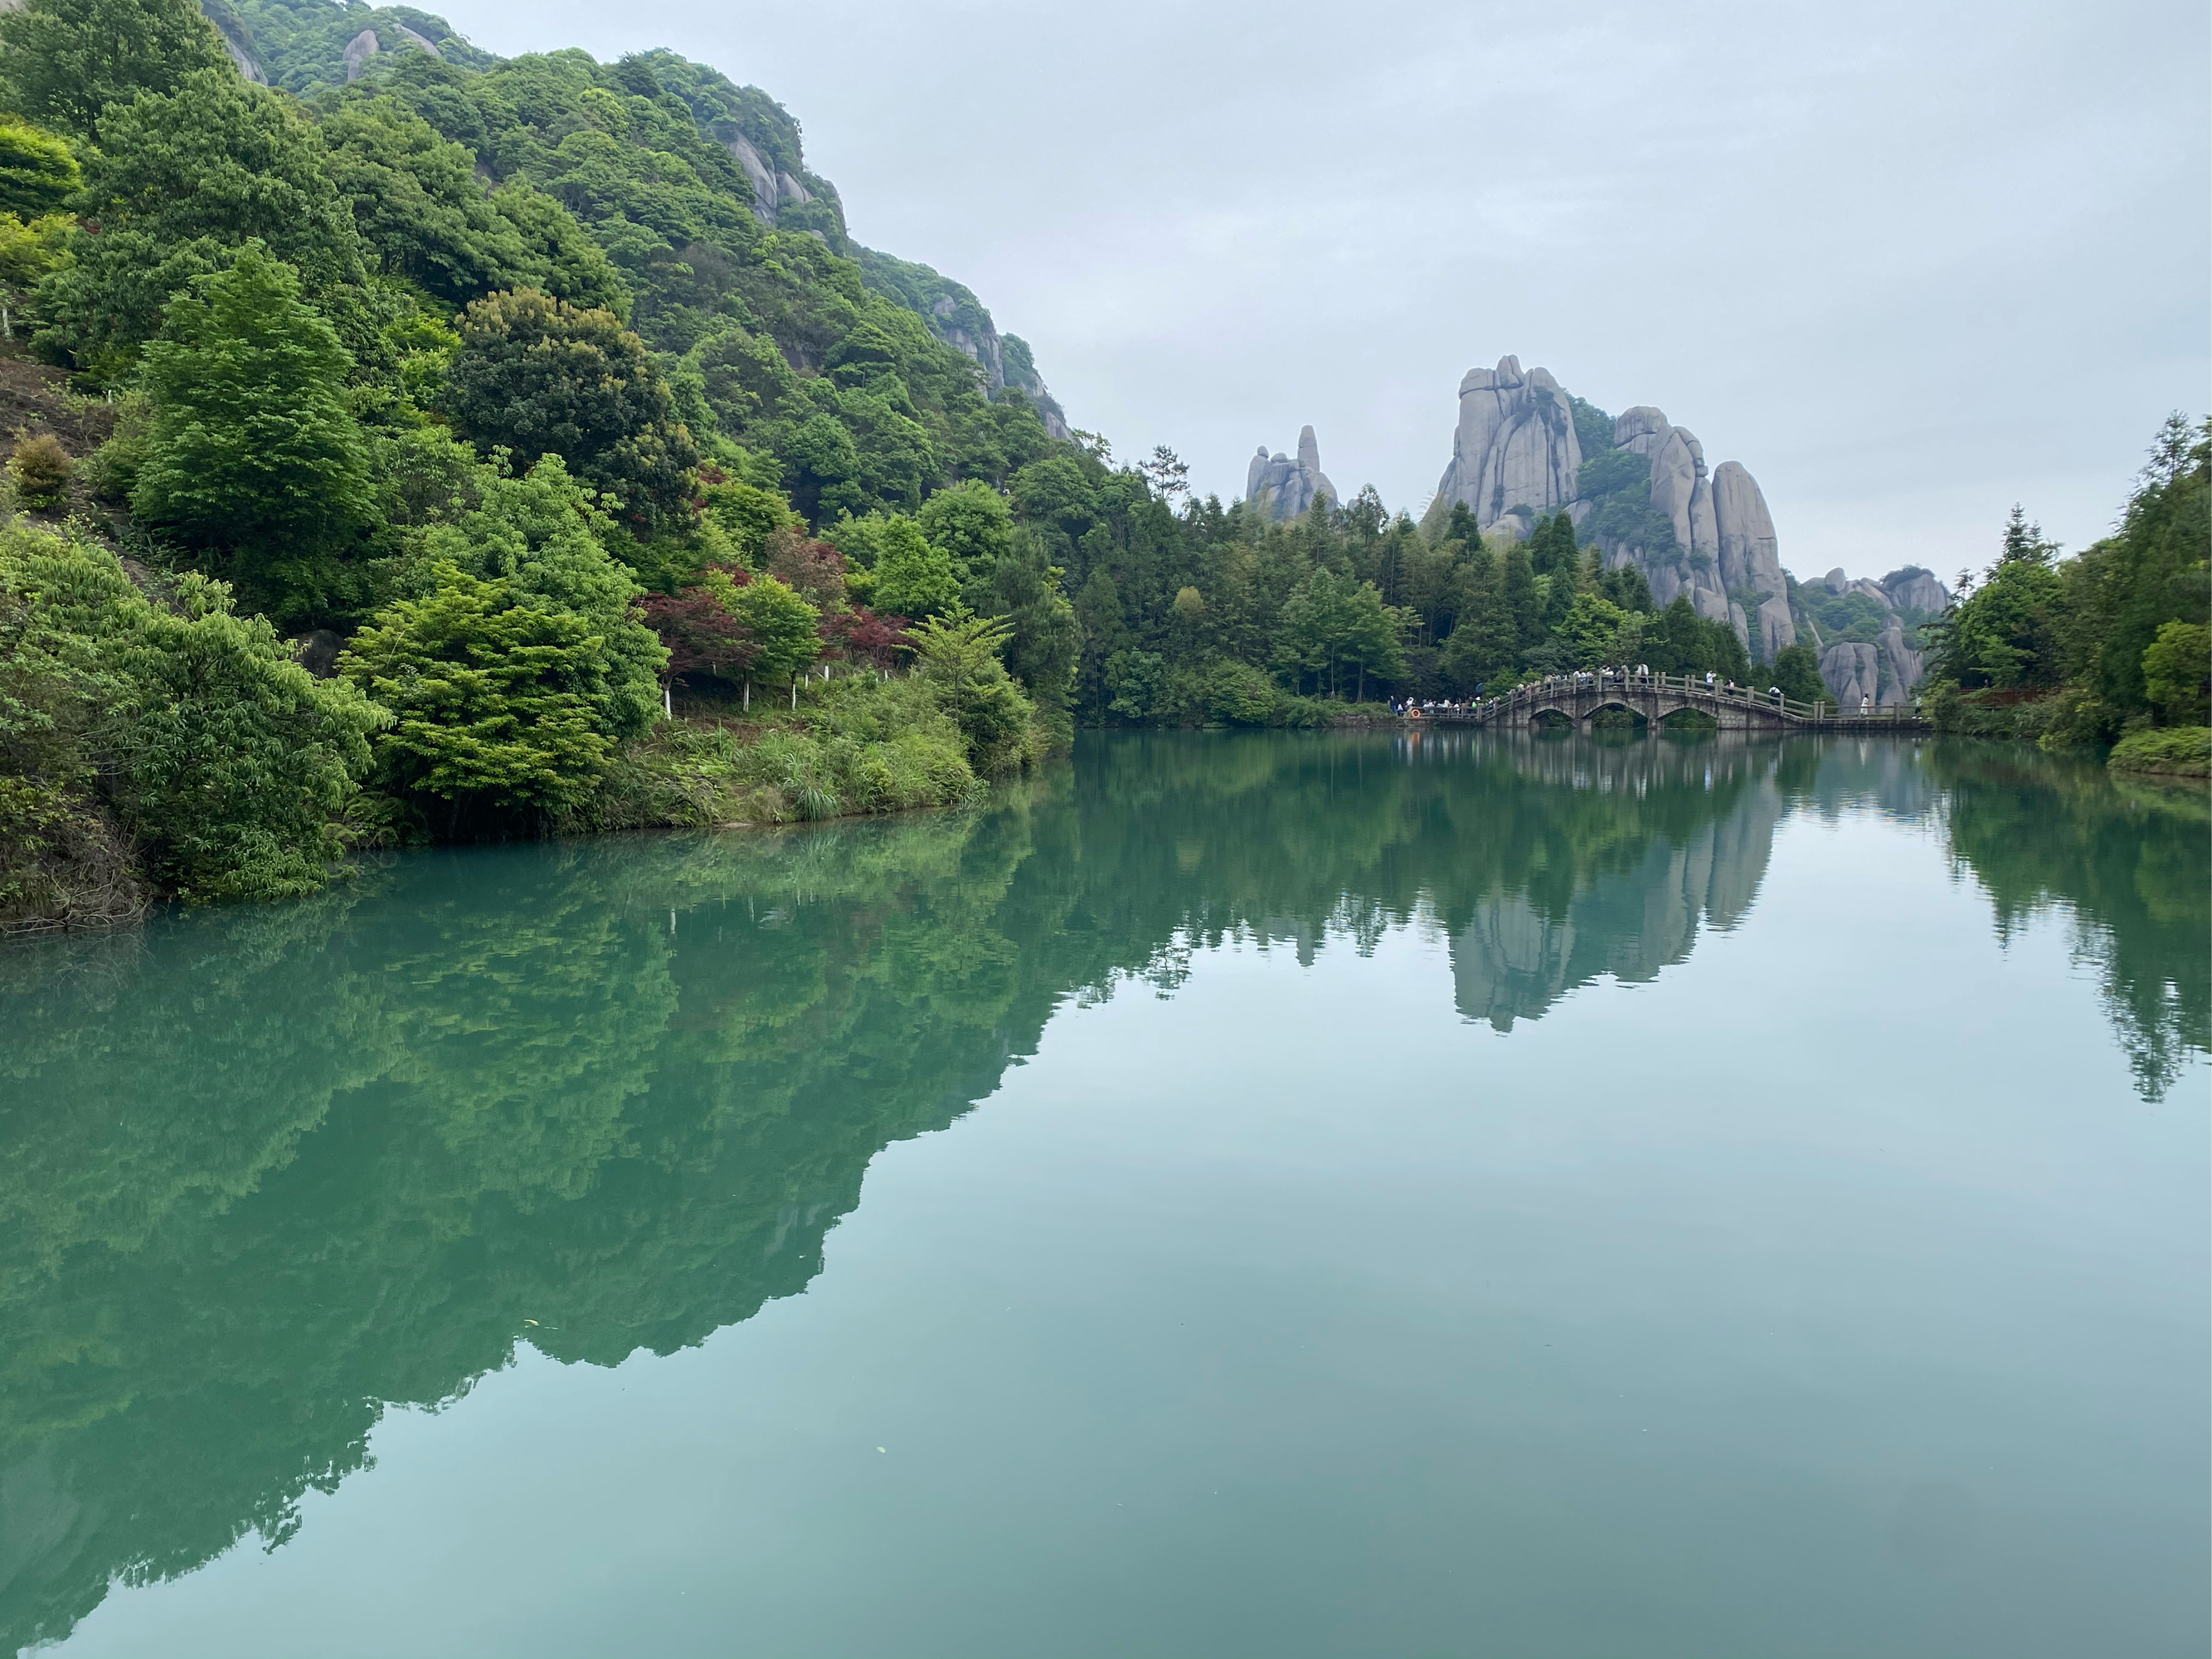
left=1425, top=355, right=1947, bottom=704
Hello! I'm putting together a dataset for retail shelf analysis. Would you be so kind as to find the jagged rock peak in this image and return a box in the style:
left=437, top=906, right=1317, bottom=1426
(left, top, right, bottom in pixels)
left=1430, top=356, right=1796, bottom=658
left=1436, top=355, right=1581, bottom=531
left=1247, top=426, right=1335, bottom=523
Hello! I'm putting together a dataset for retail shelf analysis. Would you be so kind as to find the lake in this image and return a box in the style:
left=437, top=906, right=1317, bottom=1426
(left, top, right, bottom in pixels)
left=2, top=731, right=2205, bottom=1658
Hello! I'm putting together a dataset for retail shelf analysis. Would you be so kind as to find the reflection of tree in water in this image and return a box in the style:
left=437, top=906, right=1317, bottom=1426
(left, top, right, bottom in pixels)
left=1928, top=744, right=2210, bottom=1102
left=0, top=732, right=2201, bottom=1648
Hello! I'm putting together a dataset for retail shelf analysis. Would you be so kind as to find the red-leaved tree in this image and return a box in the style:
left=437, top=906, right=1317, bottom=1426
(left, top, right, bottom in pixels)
left=641, top=568, right=756, bottom=684
left=823, top=604, right=911, bottom=670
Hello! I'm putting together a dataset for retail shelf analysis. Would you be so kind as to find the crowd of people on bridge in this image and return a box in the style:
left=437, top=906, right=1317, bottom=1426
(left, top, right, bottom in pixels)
left=1393, top=668, right=1909, bottom=722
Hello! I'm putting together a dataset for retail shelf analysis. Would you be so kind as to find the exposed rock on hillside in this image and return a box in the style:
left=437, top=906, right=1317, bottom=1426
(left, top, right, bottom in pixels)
left=1247, top=426, right=1335, bottom=522
left=1422, top=355, right=1957, bottom=702
left=851, top=247, right=1071, bottom=439
left=1794, top=566, right=1947, bottom=705
left=1430, top=358, right=1791, bottom=653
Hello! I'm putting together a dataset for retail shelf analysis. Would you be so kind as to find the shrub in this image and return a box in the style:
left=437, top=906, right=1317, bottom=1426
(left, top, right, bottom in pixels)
left=0, top=527, right=383, bottom=917
left=7, top=431, right=71, bottom=508
left=573, top=674, right=981, bottom=830
left=2108, top=727, right=2210, bottom=779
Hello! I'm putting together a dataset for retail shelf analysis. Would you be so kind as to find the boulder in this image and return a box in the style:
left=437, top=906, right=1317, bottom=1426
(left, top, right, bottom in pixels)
left=396, top=24, right=442, bottom=56
left=1648, top=426, right=1703, bottom=554
left=1821, top=641, right=1880, bottom=708
left=1613, top=406, right=1671, bottom=456
left=342, top=27, right=377, bottom=80
left=1878, top=624, right=1924, bottom=705
left=1710, top=463, right=1786, bottom=596
left=1823, top=567, right=1849, bottom=595
left=1880, top=567, right=1949, bottom=615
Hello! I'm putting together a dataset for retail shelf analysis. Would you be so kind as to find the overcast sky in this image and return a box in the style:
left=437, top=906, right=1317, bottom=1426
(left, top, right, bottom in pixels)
left=448, top=0, right=2205, bottom=582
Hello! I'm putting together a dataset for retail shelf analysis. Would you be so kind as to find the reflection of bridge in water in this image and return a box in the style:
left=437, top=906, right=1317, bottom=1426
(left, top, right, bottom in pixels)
left=1425, top=671, right=1929, bottom=733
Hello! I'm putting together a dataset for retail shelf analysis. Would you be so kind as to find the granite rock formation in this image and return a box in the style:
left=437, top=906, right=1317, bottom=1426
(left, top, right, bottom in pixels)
left=1434, top=357, right=1582, bottom=531
left=336, top=21, right=441, bottom=81
left=1247, top=426, right=1336, bottom=522
left=1796, top=567, right=1947, bottom=706
left=1431, top=359, right=1794, bottom=654
left=722, top=133, right=821, bottom=228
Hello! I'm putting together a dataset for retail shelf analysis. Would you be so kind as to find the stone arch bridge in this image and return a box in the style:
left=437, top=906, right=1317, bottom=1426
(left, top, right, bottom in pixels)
left=1426, top=671, right=1929, bottom=733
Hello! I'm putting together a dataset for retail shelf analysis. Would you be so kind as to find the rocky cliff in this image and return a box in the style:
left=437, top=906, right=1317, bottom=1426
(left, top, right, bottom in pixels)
left=852, top=247, right=1070, bottom=439
left=1433, top=358, right=1582, bottom=529
left=1247, top=426, right=1336, bottom=522
left=1426, top=356, right=1952, bottom=694
left=1431, top=356, right=1797, bottom=659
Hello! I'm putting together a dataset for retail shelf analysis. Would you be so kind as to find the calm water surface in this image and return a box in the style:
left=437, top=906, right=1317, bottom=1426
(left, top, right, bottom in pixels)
left=3, top=732, right=2206, bottom=1658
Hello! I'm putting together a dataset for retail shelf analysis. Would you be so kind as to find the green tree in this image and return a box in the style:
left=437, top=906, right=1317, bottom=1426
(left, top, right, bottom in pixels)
left=921, top=479, right=1014, bottom=588
left=341, top=565, right=625, bottom=826
left=34, top=70, right=369, bottom=381
left=1558, top=590, right=1634, bottom=669
left=117, top=573, right=385, bottom=897
left=401, top=452, right=667, bottom=740
left=1072, top=565, right=1125, bottom=717
left=2140, top=620, right=2210, bottom=725
left=868, top=513, right=961, bottom=620
left=0, top=0, right=228, bottom=138
left=0, top=528, right=382, bottom=912
left=1106, top=648, right=1164, bottom=719
left=131, top=242, right=374, bottom=625
left=0, top=116, right=76, bottom=216
left=726, top=573, right=820, bottom=703
left=1930, top=508, right=2069, bottom=690
left=908, top=610, right=1037, bottom=772
left=2076, top=418, right=2210, bottom=725
left=980, top=531, right=1077, bottom=724
left=1273, top=567, right=1406, bottom=699
left=1502, top=542, right=1542, bottom=655
left=317, top=100, right=628, bottom=316
left=1441, top=547, right=1516, bottom=691
left=1770, top=642, right=1830, bottom=706
left=440, top=288, right=700, bottom=533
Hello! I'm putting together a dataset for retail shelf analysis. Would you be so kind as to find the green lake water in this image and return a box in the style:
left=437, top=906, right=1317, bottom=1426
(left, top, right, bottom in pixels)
left=2, top=731, right=2206, bottom=1658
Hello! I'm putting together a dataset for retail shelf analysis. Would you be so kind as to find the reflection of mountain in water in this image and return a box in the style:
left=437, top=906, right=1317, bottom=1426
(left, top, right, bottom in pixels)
left=1447, top=740, right=1782, bottom=1029
left=0, top=731, right=2200, bottom=1650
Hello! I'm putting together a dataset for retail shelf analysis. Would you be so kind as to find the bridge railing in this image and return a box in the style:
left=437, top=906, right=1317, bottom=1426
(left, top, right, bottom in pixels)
left=1438, top=670, right=1925, bottom=727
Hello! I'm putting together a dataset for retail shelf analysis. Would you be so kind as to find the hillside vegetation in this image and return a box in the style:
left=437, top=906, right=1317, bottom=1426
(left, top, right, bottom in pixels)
left=0, top=0, right=2199, bottom=931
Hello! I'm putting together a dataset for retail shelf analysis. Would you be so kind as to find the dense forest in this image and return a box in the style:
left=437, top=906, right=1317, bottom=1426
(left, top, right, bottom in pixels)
left=0, top=0, right=2201, bottom=934
left=3, top=728, right=2203, bottom=1651
left=1923, top=415, right=2210, bottom=776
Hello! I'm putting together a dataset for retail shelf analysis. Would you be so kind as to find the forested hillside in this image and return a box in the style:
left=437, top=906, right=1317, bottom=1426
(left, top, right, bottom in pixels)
left=0, top=0, right=2199, bottom=933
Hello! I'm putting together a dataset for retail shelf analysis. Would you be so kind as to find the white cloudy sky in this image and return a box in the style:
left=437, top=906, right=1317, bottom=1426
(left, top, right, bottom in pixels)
left=448, top=0, right=2205, bottom=582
